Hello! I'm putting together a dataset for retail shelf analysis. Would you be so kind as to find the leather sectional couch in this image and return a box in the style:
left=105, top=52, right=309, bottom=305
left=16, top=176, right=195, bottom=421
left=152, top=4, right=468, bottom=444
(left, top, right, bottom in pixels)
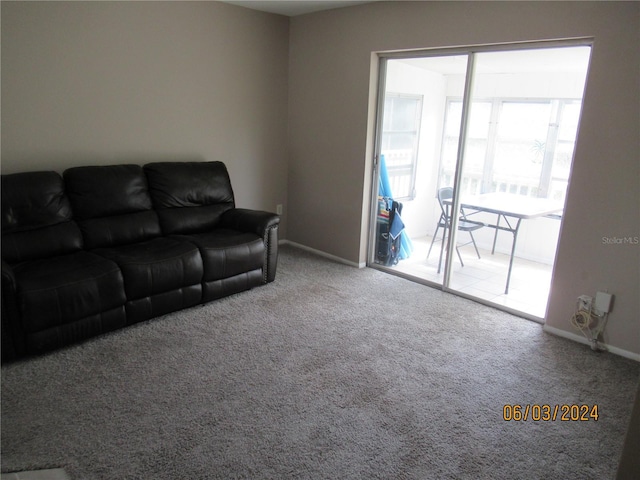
left=1, top=161, right=279, bottom=361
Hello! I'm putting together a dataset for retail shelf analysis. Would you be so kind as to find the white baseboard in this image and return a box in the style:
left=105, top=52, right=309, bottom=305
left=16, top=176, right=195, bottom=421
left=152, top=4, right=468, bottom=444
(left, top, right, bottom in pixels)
left=543, top=324, right=640, bottom=362
left=279, top=240, right=366, bottom=268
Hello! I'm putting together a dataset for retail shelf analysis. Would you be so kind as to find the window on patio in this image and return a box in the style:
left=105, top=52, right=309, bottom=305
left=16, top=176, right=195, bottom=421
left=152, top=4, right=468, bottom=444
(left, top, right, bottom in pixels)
left=440, top=98, right=582, bottom=203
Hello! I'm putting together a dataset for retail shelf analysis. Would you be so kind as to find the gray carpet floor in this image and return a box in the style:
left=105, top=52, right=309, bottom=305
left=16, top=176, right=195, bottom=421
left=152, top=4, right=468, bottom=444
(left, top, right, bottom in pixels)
left=1, top=245, right=639, bottom=479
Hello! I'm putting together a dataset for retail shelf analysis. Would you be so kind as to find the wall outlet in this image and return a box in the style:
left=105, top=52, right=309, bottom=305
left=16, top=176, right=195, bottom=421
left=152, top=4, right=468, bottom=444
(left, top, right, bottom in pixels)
left=276, top=204, right=283, bottom=215
left=577, top=295, right=592, bottom=312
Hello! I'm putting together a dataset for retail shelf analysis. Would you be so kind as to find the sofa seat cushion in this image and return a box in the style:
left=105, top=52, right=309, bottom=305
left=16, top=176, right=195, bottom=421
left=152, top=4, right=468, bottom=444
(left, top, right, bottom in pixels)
left=13, top=251, right=126, bottom=334
left=94, top=237, right=203, bottom=301
left=178, top=229, right=264, bottom=281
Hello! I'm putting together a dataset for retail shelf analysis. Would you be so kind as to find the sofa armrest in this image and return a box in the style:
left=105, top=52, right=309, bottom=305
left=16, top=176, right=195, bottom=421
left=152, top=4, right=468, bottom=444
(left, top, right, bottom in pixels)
left=2, top=259, right=24, bottom=362
left=220, top=209, right=280, bottom=283
left=219, top=208, right=280, bottom=236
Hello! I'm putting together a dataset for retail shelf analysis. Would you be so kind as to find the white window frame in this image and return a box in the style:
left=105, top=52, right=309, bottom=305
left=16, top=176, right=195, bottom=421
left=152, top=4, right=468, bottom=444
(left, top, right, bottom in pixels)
left=381, top=93, right=423, bottom=201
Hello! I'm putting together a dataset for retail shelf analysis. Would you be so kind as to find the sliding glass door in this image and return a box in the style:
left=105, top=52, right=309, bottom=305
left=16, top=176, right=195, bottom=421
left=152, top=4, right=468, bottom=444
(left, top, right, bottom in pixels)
left=370, top=42, right=591, bottom=319
left=371, top=54, right=469, bottom=286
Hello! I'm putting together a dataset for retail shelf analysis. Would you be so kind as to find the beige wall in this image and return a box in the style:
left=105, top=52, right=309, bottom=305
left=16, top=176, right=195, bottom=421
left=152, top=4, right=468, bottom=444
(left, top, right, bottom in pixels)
left=1, top=1, right=290, bottom=234
left=288, top=2, right=639, bottom=356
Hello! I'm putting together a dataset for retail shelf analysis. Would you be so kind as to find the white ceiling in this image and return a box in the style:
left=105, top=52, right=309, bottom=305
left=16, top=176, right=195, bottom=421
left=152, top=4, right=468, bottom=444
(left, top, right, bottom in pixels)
left=221, top=1, right=592, bottom=76
left=222, top=1, right=377, bottom=17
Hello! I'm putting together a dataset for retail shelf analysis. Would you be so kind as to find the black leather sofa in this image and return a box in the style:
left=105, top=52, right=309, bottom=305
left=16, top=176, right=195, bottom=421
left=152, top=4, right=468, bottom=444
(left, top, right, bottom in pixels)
left=1, top=161, right=279, bottom=361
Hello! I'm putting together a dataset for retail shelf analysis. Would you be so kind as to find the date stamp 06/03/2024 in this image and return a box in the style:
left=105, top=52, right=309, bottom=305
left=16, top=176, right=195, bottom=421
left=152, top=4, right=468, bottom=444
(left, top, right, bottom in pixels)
left=502, top=404, right=599, bottom=422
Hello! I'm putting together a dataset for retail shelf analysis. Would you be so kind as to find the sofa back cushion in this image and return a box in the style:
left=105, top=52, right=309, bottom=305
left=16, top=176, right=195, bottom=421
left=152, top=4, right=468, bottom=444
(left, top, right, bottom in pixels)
left=144, top=161, right=235, bottom=234
left=1, top=171, right=83, bottom=264
left=64, top=165, right=161, bottom=249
